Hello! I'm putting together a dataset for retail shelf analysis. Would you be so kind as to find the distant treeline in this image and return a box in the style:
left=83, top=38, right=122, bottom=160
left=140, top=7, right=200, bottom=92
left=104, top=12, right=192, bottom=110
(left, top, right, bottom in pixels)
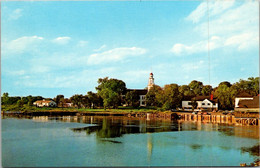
left=1, top=77, right=259, bottom=111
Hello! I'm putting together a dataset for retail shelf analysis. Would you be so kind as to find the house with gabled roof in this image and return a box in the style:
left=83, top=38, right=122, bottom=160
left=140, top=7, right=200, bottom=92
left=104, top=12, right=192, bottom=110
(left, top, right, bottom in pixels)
left=235, top=95, right=259, bottom=112
left=235, top=92, right=254, bottom=108
left=33, top=99, right=57, bottom=107
left=182, top=95, right=218, bottom=111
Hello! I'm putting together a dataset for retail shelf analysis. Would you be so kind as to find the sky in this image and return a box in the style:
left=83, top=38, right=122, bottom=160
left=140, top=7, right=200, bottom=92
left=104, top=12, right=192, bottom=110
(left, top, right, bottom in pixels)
left=1, top=0, right=259, bottom=98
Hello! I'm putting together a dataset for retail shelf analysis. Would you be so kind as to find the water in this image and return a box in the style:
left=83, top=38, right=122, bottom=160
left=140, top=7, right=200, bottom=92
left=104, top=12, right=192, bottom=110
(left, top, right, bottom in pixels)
left=2, top=115, right=259, bottom=167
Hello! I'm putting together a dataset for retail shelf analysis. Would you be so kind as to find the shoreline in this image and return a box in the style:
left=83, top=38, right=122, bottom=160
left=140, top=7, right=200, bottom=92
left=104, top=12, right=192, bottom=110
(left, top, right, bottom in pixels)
left=2, top=110, right=259, bottom=126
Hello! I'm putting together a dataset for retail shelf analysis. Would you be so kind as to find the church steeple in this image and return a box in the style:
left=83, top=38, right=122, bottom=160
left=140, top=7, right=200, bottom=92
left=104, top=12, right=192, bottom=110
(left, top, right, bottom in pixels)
left=148, top=72, right=154, bottom=91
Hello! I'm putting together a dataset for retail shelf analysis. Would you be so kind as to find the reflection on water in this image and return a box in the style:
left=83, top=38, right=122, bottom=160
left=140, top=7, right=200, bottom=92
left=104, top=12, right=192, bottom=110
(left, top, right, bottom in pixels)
left=2, top=115, right=260, bottom=167
left=5, top=115, right=260, bottom=140
left=71, top=117, right=179, bottom=138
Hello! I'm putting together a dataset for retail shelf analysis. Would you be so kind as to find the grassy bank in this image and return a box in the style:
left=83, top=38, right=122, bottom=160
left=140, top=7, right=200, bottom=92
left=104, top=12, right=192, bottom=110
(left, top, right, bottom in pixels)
left=1, top=105, right=165, bottom=113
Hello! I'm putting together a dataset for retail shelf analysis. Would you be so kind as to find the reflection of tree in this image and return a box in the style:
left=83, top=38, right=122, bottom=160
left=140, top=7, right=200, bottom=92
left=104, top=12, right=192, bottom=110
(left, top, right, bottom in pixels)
left=241, top=144, right=260, bottom=156
left=217, top=127, right=235, bottom=136
left=71, top=118, right=179, bottom=138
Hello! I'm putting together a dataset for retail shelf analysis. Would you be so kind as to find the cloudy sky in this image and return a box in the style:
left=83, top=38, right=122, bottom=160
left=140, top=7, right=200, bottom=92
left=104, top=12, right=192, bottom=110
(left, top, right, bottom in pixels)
left=1, top=0, right=259, bottom=98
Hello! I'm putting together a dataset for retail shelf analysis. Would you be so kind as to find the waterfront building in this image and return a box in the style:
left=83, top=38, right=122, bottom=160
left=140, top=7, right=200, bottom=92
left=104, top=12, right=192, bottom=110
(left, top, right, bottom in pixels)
left=234, top=92, right=254, bottom=108
left=235, top=95, right=259, bottom=112
left=182, top=95, right=218, bottom=111
left=33, top=99, right=57, bottom=107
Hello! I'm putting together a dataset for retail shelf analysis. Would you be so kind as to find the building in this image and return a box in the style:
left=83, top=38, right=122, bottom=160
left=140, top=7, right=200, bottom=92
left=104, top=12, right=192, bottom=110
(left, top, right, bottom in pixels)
left=124, top=89, right=147, bottom=106
left=123, top=72, right=154, bottom=107
left=235, top=95, right=259, bottom=112
left=33, top=99, right=57, bottom=107
left=148, top=72, right=155, bottom=91
left=182, top=95, right=218, bottom=111
left=235, top=92, right=254, bottom=108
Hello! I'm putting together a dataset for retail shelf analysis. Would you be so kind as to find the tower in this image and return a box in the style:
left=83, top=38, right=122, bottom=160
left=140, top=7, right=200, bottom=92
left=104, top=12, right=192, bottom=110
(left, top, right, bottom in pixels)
left=148, top=72, right=154, bottom=91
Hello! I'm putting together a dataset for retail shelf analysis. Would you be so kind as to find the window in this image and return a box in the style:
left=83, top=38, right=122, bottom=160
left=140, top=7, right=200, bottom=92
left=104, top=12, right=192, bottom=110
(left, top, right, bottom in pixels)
left=202, top=103, right=205, bottom=105
left=188, top=102, right=191, bottom=105
left=208, top=103, right=210, bottom=105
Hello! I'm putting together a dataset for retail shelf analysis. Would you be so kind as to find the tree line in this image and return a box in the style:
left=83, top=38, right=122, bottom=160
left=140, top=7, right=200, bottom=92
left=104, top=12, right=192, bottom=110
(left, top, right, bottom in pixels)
left=1, top=77, right=259, bottom=110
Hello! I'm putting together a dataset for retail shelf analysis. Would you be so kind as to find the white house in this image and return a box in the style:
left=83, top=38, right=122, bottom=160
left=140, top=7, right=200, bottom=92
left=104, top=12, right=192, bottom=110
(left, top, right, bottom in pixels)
left=235, top=92, right=253, bottom=108
left=33, top=99, right=57, bottom=107
left=182, top=95, right=218, bottom=111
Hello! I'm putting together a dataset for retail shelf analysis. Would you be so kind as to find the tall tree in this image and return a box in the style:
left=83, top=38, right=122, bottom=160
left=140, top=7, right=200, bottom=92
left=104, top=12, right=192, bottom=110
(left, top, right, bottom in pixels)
left=87, top=91, right=100, bottom=108
left=162, top=84, right=182, bottom=110
left=146, top=85, right=162, bottom=106
left=214, top=83, right=233, bottom=110
left=188, top=80, right=203, bottom=96
left=70, top=94, right=84, bottom=108
left=54, top=95, right=65, bottom=107
left=125, top=90, right=139, bottom=107
left=179, top=85, right=194, bottom=97
left=96, top=77, right=126, bottom=109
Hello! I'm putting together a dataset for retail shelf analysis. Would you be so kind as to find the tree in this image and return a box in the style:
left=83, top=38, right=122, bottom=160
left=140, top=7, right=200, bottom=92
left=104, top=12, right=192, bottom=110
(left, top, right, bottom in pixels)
left=125, top=90, right=139, bottom=107
left=17, top=99, right=24, bottom=108
left=145, top=85, right=162, bottom=106
left=214, top=83, right=233, bottom=110
left=188, top=80, right=203, bottom=96
left=54, top=95, right=65, bottom=107
left=81, top=95, right=90, bottom=108
left=2, top=92, right=9, bottom=105
left=87, top=91, right=100, bottom=108
left=27, top=95, right=33, bottom=106
left=201, top=85, right=213, bottom=96
left=96, top=77, right=126, bottom=109
left=179, top=85, right=194, bottom=97
left=191, top=99, right=198, bottom=111
left=162, top=84, right=182, bottom=110
left=70, top=94, right=84, bottom=108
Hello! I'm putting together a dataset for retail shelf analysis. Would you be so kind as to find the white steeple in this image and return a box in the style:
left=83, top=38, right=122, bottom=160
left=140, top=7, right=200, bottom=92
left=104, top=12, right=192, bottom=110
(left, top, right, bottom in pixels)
left=148, top=72, right=154, bottom=91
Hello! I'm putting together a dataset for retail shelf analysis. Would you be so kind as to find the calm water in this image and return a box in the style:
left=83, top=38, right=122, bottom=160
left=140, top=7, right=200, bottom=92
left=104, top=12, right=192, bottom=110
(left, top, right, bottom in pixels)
left=2, top=115, right=259, bottom=167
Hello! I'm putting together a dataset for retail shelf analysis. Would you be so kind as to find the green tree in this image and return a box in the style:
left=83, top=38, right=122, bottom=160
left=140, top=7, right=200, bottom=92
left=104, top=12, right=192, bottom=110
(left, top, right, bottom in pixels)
left=87, top=91, right=100, bottom=108
left=54, top=95, right=65, bottom=107
left=201, top=85, right=213, bottom=96
left=125, top=90, right=139, bottom=107
left=17, top=99, right=24, bottom=108
left=2, top=92, right=9, bottom=105
left=70, top=94, right=84, bottom=108
left=179, top=85, right=194, bottom=97
left=145, top=85, right=162, bottom=106
left=96, top=77, right=126, bottom=109
left=191, top=99, right=198, bottom=111
left=162, top=84, right=182, bottom=110
left=214, top=83, right=233, bottom=110
left=188, top=80, right=203, bottom=96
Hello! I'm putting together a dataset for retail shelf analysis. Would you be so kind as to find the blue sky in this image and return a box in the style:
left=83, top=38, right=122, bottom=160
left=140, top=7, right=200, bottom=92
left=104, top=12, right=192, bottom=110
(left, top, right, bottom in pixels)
left=1, top=0, right=259, bottom=98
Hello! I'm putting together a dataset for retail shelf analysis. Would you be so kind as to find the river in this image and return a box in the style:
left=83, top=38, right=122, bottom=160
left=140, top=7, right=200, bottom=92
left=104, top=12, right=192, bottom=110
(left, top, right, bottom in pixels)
left=2, top=115, right=259, bottom=167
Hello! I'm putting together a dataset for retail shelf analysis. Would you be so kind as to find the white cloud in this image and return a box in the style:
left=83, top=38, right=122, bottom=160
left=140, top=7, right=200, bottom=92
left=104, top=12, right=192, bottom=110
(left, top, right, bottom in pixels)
left=77, top=40, right=88, bottom=47
left=171, top=36, right=222, bottom=55
left=9, top=8, right=23, bottom=20
left=7, top=70, right=26, bottom=76
left=93, top=45, right=107, bottom=52
left=3, top=36, right=44, bottom=54
left=88, top=47, right=147, bottom=65
left=173, top=1, right=258, bottom=55
left=52, top=36, right=71, bottom=45
left=195, top=1, right=258, bottom=37
left=224, top=32, right=258, bottom=50
left=186, top=0, right=235, bottom=23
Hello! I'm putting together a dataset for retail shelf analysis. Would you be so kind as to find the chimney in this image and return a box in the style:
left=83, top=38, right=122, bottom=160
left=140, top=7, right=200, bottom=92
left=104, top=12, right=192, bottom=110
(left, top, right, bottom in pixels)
left=210, top=94, right=213, bottom=100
